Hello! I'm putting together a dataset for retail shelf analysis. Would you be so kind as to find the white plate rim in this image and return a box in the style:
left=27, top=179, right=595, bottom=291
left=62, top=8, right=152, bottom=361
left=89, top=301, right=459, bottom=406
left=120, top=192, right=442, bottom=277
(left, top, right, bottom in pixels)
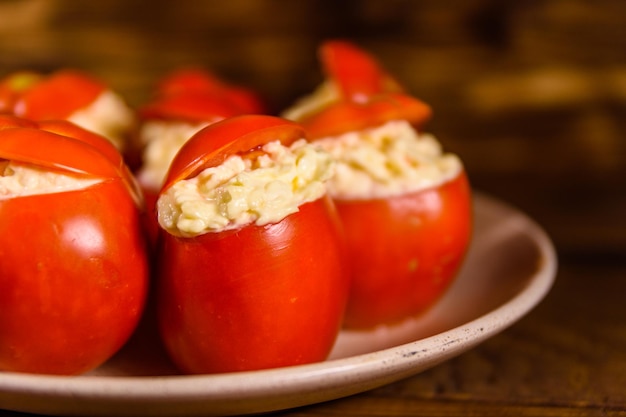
left=0, top=192, right=558, bottom=416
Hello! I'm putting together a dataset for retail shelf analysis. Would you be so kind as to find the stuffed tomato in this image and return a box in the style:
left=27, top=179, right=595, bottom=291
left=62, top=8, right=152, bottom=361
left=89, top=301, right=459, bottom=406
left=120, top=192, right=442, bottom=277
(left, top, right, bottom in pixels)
left=0, top=116, right=148, bottom=375
left=155, top=115, right=349, bottom=374
left=282, top=40, right=472, bottom=329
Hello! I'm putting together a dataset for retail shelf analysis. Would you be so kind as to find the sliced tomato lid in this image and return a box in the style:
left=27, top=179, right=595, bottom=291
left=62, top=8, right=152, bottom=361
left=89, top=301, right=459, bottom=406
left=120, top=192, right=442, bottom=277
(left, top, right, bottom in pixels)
left=0, top=116, right=143, bottom=207
left=161, top=114, right=306, bottom=192
left=138, top=92, right=244, bottom=124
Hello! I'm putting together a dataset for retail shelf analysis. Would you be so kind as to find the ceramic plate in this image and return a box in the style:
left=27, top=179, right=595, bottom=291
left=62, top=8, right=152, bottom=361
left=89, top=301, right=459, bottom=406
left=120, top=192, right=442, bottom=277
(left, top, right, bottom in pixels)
left=0, top=192, right=557, bottom=417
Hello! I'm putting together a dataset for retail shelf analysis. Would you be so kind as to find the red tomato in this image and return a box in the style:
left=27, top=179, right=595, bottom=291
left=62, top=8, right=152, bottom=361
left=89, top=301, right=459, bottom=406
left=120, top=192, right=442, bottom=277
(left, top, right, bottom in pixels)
left=336, top=171, right=472, bottom=329
left=289, top=40, right=472, bottom=328
left=138, top=92, right=244, bottom=125
left=301, top=93, right=432, bottom=140
left=0, top=117, right=149, bottom=375
left=158, top=196, right=348, bottom=374
left=156, top=115, right=349, bottom=374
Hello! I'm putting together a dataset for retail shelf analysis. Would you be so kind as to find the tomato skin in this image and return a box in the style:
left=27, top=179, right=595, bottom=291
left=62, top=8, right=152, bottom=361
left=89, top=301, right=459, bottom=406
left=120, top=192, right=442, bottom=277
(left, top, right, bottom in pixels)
left=154, top=68, right=266, bottom=115
left=0, top=181, right=149, bottom=375
left=138, top=92, right=244, bottom=125
left=302, top=93, right=432, bottom=140
left=157, top=196, right=349, bottom=374
left=336, top=171, right=472, bottom=329
left=319, top=39, right=403, bottom=100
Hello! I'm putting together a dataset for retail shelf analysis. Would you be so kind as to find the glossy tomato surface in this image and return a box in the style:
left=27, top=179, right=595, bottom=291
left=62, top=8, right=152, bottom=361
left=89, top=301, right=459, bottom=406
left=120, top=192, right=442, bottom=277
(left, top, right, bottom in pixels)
left=157, top=196, right=349, bottom=374
left=0, top=181, right=149, bottom=375
left=336, top=171, right=472, bottom=329
left=0, top=116, right=148, bottom=375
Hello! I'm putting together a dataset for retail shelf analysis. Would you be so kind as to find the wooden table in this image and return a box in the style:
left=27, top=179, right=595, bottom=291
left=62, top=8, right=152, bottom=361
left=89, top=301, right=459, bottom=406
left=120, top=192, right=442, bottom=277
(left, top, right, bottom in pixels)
left=1, top=1, right=625, bottom=415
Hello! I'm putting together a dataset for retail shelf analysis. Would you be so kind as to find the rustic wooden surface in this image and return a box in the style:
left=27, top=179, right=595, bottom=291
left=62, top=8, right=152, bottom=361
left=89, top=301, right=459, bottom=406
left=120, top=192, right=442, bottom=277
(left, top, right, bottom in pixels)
left=1, top=0, right=625, bottom=416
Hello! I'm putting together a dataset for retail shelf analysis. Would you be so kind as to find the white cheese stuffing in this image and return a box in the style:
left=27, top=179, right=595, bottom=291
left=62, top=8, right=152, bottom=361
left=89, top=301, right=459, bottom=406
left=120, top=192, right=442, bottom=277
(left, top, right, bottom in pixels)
left=136, top=120, right=210, bottom=191
left=157, top=139, right=334, bottom=237
left=68, top=90, right=135, bottom=151
left=0, top=162, right=101, bottom=199
left=316, top=120, right=463, bottom=200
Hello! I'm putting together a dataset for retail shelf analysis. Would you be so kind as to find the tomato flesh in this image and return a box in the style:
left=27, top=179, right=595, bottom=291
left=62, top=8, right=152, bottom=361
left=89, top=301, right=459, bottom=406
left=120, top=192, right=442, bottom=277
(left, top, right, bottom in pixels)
left=337, top=171, right=472, bottom=329
left=157, top=196, right=349, bottom=374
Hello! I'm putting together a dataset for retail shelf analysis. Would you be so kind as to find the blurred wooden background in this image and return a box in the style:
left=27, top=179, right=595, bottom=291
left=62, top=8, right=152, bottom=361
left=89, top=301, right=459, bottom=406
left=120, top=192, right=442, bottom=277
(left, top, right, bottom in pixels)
left=0, top=1, right=625, bottom=415
left=1, top=0, right=624, bottom=257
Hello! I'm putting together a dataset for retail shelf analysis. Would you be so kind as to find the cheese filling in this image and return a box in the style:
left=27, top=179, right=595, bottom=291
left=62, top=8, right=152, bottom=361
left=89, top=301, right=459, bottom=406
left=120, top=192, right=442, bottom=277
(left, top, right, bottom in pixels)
left=315, top=120, right=463, bottom=200
left=0, top=161, right=101, bottom=199
left=68, top=91, right=135, bottom=151
left=137, top=120, right=210, bottom=191
left=157, top=139, right=334, bottom=237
